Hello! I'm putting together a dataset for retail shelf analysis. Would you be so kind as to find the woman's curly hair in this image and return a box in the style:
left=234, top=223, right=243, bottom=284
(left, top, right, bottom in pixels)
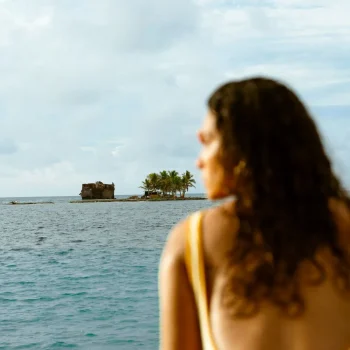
left=208, top=77, right=350, bottom=317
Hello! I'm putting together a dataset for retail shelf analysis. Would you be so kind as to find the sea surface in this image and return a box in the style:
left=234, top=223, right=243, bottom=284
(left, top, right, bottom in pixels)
left=0, top=195, right=212, bottom=350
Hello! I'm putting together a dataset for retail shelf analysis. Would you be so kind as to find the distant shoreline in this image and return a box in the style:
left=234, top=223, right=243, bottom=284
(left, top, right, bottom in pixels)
left=69, top=197, right=206, bottom=203
left=7, top=201, right=55, bottom=205
left=4, top=197, right=207, bottom=205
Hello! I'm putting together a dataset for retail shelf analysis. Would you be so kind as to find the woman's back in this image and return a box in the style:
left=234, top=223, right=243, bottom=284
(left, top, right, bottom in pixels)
left=203, top=199, right=350, bottom=350
left=159, top=77, right=350, bottom=350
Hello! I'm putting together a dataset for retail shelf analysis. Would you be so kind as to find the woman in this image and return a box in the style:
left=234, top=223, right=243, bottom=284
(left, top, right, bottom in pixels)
left=159, top=77, right=350, bottom=350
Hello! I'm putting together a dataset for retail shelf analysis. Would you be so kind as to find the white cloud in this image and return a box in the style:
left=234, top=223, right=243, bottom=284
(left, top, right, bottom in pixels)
left=0, top=0, right=349, bottom=196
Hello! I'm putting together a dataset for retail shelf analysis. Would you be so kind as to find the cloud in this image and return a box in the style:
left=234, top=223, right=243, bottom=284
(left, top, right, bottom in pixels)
left=0, top=0, right=349, bottom=196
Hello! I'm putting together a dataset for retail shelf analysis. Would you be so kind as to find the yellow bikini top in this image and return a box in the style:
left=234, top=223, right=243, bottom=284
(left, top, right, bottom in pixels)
left=185, top=211, right=218, bottom=350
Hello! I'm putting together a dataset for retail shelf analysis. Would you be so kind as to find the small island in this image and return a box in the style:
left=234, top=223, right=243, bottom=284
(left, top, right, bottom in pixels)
left=138, top=170, right=197, bottom=199
left=70, top=170, right=206, bottom=203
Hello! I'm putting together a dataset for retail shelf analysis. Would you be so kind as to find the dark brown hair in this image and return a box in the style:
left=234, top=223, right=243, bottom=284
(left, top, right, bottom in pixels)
left=208, top=76, right=350, bottom=317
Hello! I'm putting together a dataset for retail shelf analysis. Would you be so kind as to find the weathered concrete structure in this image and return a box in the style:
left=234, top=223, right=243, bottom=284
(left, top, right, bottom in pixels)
left=80, top=181, right=115, bottom=200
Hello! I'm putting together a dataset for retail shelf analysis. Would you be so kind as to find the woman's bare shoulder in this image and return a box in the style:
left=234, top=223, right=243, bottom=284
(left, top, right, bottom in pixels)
left=201, top=200, right=240, bottom=267
left=160, top=217, right=189, bottom=268
left=160, top=201, right=239, bottom=268
left=160, top=209, right=209, bottom=265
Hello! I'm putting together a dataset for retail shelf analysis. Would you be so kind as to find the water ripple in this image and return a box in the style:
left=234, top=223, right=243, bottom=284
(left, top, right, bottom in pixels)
left=0, top=195, right=210, bottom=349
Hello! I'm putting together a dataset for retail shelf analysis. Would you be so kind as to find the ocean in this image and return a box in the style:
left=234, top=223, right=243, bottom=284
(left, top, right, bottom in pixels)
left=0, top=195, right=212, bottom=350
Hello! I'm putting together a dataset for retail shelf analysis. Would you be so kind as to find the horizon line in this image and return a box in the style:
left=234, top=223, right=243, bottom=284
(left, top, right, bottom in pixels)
left=0, top=192, right=206, bottom=199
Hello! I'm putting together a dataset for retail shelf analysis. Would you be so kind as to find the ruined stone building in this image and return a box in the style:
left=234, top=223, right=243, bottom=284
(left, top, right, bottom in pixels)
left=79, top=181, right=115, bottom=200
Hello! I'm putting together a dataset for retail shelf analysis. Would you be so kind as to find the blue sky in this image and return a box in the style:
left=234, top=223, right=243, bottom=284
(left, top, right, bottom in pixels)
left=0, top=0, right=349, bottom=197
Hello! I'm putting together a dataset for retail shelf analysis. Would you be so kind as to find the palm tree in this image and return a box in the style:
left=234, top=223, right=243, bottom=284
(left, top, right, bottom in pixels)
left=147, top=173, right=160, bottom=193
left=167, top=170, right=180, bottom=198
left=180, top=176, right=187, bottom=198
left=174, top=175, right=183, bottom=198
left=181, top=170, right=196, bottom=197
left=159, top=170, right=170, bottom=197
left=139, top=178, right=152, bottom=193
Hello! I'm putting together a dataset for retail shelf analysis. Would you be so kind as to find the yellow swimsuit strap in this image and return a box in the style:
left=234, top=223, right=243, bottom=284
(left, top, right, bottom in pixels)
left=185, top=211, right=217, bottom=350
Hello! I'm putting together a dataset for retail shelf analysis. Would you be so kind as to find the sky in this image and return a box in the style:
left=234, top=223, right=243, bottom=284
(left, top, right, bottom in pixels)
left=0, top=0, right=350, bottom=197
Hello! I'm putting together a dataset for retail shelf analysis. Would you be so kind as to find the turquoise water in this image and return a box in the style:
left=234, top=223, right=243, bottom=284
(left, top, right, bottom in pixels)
left=0, top=196, right=211, bottom=349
